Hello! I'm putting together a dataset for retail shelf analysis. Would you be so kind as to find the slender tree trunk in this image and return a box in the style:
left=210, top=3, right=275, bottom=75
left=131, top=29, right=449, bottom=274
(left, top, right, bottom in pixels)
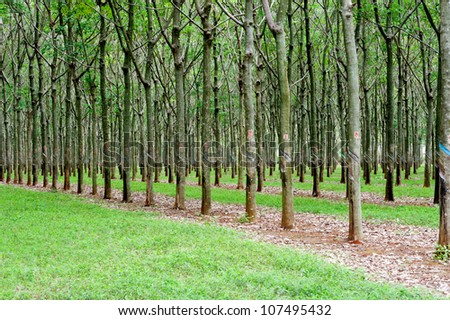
left=34, top=3, right=47, bottom=188
left=438, top=0, right=450, bottom=248
left=144, top=0, right=155, bottom=206
left=196, top=0, right=213, bottom=215
left=255, top=19, right=265, bottom=192
left=419, top=29, right=434, bottom=188
left=27, top=49, right=38, bottom=186
left=373, top=0, right=395, bottom=201
left=0, top=17, right=4, bottom=182
left=154, top=81, right=161, bottom=183
left=434, top=48, right=443, bottom=204
left=336, top=17, right=346, bottom=185
left=243, top=0, right=256, bottom=221
left=60, top=0, right=71, bottom=191
left=373, top=83, right=379, bottom=175
left=361, top=23, right=371, bottom=185
left=341, top=0, right=363, bottom=241
left=305, top=0, right=320, bottom=197
left=262, top=0, right=294, bottom=229
left=50, top=21, right=58, bottom=190
left=98, top=1, right=111, bottom=199
left=213, top=13, right=221, bottom=187
left=89, top=81, right=97, bottom=195
left=119, top=0, right=135, bottom=203
left=73, top=76, right=83, bottom=194
left=395, top=37, right=403, bottom=187
left=172, top=0, right=186, bottom=209
left=237, top=46, right=245, bottom=190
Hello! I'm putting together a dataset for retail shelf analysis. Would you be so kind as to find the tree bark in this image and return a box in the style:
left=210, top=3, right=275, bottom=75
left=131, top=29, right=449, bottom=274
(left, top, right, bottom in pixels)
left=243, top=0, right=257, bottom=221
left=305, top=0, right=320, bottom=197
left=438, top=0, right=450, bottom=248
left=98, top=1, right=111, bottom=199
left=0, top=17, right=4, bottom=182
left=195, top=0, right=213, bottom=215
left=341, top=0, right=363, bottom=241
left=172, top=0, right=187, bottom=210
left=361, top=22, right=371, bottom=185
left=59, top=0, right=72, bottom=191
left=373, top=0, right=395, bottom=201
left=262, top=0, right=294, bottom=229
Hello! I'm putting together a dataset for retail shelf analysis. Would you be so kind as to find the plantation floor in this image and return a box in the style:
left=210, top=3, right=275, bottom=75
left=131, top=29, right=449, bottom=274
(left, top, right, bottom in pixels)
left=4, top=181, right=449, bottom=297
left=2, top=184, right=441, bottom=300
left=215, top=182, right=435, bottom=207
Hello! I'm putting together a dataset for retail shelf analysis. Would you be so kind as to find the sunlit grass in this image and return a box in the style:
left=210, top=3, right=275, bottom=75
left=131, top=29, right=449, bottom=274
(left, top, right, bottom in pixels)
left=73, top=166, right=440, bottom=228
left=0, top=185, right=440, bottom=300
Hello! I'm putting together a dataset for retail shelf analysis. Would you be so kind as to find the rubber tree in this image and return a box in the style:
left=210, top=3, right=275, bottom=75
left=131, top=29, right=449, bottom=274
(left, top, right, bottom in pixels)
left=108, top=0, right=135, bottom=202
left=341, top=0, right=362, bottom=241
left=243, top=0, right=257, bottom=221
left=304, top=0, right=320, bottom=197
left=58, top=0, right=72, bottom=191
left=261, top=0, right=294, bottom=229
left=195, top=0, right=213, bottom=215
left=153, top=0, right=188, bottom=209
left=372, top=0, right=395, bottom=201
left=98, top=0, right=111, bottom=199
left=438, top=0, right=450, bottom=248
left=0, top=17, right=4, bottom=182
left=44, top=0, right=59, bottom=191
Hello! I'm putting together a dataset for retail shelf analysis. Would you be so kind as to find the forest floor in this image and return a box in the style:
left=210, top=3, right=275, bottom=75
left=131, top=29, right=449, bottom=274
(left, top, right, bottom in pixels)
left=15, top=180, right=450, bottom=297
left=191, top=181, right=435, bottom=207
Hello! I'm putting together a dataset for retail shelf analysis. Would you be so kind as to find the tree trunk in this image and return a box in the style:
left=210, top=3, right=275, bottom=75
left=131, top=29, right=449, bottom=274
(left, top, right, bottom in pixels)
left=419, top=29, right=434, bottom=188
left=262, top=0, right=294, bottom=229
left=196, top=0, right=213, bottom=215
left=172, top=0, right=186, bottom=209
left=395, top=36, right=403, bottom=187
left=98, top=2, right=111, bottom=199
left=361, top=22, right=371, bottom=185
left=438, top=0, right=450, bottom=248
left=255, top=19, right=265, bottom=192
left=213, top=13, right=221, bottom=187
left=341, top=0, right=363, bottom=241
left=305, top=0, right=320, bottom=197
left=373, top=0, right=395, bottom=201
left=49, top=16, right=58, bottom=190
left=144, top=0, right=156, bottom=206
left=120, top=0, right=135, bottom=203
left=243, top=0, right=256, bottom=221
left=60, top=0, right=71, bottom=191
left=0, top=17, right=4, bottom=182
left=90, top=81, right=97, bottom=195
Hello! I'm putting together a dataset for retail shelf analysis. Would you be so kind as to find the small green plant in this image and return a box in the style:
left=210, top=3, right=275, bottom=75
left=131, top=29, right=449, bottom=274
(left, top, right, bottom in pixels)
left=434, top=244, right=450, bottom=261
left=238, top=214, right=250, bottom=224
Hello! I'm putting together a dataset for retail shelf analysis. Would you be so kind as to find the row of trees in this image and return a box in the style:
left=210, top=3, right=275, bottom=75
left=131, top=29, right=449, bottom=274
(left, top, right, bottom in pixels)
left=0, top=0, right=448, bottom=248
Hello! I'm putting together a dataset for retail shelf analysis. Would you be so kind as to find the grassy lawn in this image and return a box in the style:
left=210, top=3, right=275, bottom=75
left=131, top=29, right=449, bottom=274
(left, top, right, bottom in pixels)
left=0, top=184, right=439, bottom=299
left=77, top=170, right=440, bottom=228
left=184, top=166, right=434, bottom=199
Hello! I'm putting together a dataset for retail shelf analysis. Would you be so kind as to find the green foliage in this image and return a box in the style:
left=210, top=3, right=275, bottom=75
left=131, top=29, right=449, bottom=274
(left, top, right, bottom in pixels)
left=434, top=245, right=450, bottom=262
left=238, top=213, right=250, bottom=224
left=73, top=0, right=96, bottom=19
left=0, top=2, right=8, bottom=16
left=0, top=185, right=441, bottom=299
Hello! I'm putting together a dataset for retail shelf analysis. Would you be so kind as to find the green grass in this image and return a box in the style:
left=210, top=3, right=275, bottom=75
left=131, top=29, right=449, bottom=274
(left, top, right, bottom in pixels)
left=0, top=184, right=440, bottom=299
left=185, top=166, right=435, bottom=199
left=78, top=171, right=439, bottom=228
